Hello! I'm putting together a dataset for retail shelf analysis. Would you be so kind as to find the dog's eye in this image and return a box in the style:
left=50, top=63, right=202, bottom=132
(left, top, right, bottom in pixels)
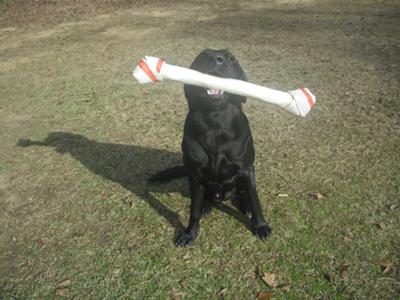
left=228, top=55, right=235, bottom=62
left=216, top=56, right=224, bottom=64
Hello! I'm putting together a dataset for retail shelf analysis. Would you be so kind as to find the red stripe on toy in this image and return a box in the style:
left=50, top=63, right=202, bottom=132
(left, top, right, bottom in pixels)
left=156, top=58, right=165, bottom=73
left=300, top=87, right=314, bottom=108
left=138, top=59, right=158, bottom=82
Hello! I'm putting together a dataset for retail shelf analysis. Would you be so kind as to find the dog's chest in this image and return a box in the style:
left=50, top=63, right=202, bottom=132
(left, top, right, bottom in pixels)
left=204, top=127, right=232, bottom=149
left=200, top=126, right=238, bottom=176
left=185, top=107, right=247, bottom=182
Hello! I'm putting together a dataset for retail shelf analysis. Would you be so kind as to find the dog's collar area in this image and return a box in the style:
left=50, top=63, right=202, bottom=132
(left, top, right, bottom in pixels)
left=207, top=88, right=224, bottom=96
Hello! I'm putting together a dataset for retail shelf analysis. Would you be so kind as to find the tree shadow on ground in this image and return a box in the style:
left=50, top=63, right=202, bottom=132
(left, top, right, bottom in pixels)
left=17, top=132, right=249, bottom=241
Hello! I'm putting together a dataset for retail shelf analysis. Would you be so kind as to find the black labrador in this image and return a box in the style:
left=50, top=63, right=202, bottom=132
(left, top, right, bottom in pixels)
left=150, top=49, right=271, bottom=247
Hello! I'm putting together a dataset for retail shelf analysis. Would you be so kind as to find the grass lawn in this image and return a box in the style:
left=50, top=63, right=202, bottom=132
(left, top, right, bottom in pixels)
left=1, top=0, right=399, bottom=298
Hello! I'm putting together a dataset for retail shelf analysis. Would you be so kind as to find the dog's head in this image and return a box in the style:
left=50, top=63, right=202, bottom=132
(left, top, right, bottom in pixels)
left=184, top=49, right=247, bottom=110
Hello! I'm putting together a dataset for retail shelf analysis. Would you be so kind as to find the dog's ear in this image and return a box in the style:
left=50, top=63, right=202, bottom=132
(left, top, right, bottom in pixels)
left=231, top=93, right=247, bottom=104
left=237, top=66, right=247, bottom=104
left=236, top=63, right=248, bottom=82
left=233, top=64, right=247, bottom=104
left=226, top=51, right=248, bottom=103
left=223, top=49, right=248, bottom=81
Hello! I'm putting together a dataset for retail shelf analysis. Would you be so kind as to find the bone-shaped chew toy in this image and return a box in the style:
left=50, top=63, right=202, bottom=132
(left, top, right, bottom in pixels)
left=133, top=56, right=316, bottom=117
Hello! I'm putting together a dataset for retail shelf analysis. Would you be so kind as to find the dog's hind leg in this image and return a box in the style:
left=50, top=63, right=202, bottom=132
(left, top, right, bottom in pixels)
left=200, top=189, right=215, bottom=218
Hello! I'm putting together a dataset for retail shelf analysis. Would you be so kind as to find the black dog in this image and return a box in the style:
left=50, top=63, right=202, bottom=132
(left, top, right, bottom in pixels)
left=150, top=49, right=271, bottom=247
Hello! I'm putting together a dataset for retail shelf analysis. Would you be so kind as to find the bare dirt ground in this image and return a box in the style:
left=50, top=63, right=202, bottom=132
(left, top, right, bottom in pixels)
left=1, top=0, right=399, bottom=299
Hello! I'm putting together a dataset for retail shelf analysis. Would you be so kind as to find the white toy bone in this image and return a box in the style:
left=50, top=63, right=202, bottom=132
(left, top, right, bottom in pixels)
left=133, top=56, right=316, bottom=117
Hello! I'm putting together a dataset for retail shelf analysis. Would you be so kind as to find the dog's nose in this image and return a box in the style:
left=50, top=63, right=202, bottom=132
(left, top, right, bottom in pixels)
left=215, top=55, right=224, bottom=65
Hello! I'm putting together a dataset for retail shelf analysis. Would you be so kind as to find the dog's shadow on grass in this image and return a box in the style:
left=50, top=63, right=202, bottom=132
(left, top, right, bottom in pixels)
left=17, top=132, right=249, bottom=241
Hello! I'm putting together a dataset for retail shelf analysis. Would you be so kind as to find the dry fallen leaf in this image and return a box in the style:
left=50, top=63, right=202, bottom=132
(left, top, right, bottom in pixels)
left=373, top=222, right=388, bottom=230
left=370, top=260, right=392, bottom=267
left=309, top=192, right=325, bottom=200
left=179, top=279, right=188, bottom=289
left=121, top=196, right=133, bottom=208
left=339, top=263, right=351, bottom=278
left=57, top=279, right=72, bottom=288
left=170, top=292, right=184, bottom=300
left=261, top=272, right=279, bottom=288
left=257, top=291, right=274, bottom=300
left=35, top=239, right=45, bottom=247
left=370, top=260, right=394, bottom=274
left=277, top=283, right=290, bottom=292
left=182, top=253, right=191, bottom=261
left=217, top=288, right=227, bottom=298
left=383, top=266, right=394, bottom=274
left=55, top=288, right=67, bottom=297
left=112, top=268, right=121, bottom=275
left=343, top=235, right=353, bottom=242
left=277, top=193, right=289, bottom=197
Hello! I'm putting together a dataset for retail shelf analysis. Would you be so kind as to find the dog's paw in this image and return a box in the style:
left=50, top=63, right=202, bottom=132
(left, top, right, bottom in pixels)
left=234, top=193, right=251, bottom=216
left=238, top=204, right=251, bottom=217
left=252, top=224, right=272, bottom=240
left=200, top=203, right=213, bottom=218
left=175, top=232, right=196, bottom=247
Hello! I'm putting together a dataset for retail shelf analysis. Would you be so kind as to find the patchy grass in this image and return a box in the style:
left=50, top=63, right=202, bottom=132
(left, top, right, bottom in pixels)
left=1, top=0, right=399, bottom=299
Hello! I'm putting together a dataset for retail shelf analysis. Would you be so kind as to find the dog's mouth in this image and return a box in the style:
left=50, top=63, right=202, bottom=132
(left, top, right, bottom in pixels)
left=206, top=88, right=224, bottom=96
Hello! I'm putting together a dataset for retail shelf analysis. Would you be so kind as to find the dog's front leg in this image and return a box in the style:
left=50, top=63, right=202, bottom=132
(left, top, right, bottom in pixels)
left=175, top=176, right=204, bottom=247
left=240, top=167, right=272, bottom=240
